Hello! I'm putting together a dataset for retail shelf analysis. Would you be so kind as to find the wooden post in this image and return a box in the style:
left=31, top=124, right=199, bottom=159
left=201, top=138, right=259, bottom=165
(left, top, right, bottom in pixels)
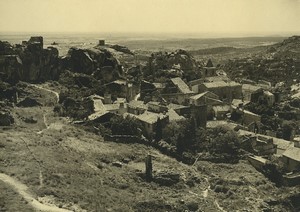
left=145, top=154, right=153, bottom=182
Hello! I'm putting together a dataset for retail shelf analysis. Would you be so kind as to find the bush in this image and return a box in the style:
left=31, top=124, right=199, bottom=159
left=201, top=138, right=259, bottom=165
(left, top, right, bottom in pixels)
left=110, top=116, right=143, bottom=137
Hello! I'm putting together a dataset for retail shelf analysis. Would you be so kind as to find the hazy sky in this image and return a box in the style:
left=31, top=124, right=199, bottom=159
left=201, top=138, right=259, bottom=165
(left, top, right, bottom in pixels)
left=0, top=0, right=299, bottom=36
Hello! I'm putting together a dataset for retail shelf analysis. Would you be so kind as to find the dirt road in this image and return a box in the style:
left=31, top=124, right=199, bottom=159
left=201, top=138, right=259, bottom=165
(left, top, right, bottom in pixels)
left=0, top=173, right=71, bottom=212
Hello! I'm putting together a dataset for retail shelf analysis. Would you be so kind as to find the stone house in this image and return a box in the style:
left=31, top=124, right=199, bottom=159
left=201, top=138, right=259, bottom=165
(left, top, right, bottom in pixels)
left=161, top=77, right=194, bottom=105
left=147, top=101, right=168, bottom=113
left=240, top=135, right=277, bottom=156
left=127, top=100, right=148, bottom=115
left=231, top=106, right=261, bottom=126
left=242, top=84, right=264, bottom=102
left=167, top=103, right=190, bottom=117
left=124, top=111, right=168, bottom=138
left=282, top=146, right=300, bottom=172
left=198, top=81, right=242, bottom=103
left=190, top=91, right=223, bottom=119
left=263, top=91, right=275, bottom=106
left=189, top=91, right=220, bottom=106
left=105, top=79, right=138, bottom=101
left=247, top=155, right=268, bottom=171
left=212, top=105, right=231, bottom=120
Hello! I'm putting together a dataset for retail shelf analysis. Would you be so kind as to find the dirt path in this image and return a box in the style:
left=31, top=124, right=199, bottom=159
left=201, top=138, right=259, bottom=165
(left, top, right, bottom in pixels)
left=0, top=173, right=71, bottom=212
left=29, top=84, right=60, bottom=103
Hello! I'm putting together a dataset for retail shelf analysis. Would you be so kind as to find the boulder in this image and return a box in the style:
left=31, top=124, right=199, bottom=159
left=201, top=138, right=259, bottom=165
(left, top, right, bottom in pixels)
left=64, top=47, right=122, bottom=82
left=154, top=171, right=180, bottom=186
left=22, top=116, right=38, bottom=123
left=17, top=97, right=42, bottom=107
left=0, top=111, right=14, bottom=126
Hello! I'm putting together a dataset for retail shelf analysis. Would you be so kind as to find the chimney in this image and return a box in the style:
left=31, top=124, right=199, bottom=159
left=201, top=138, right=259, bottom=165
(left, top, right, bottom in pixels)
left=294, top=140, right=300, bottom=148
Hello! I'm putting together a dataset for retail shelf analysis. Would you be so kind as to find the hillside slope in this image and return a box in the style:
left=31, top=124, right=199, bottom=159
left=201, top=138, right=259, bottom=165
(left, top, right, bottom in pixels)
left=0, top=83, right=298, bottom=211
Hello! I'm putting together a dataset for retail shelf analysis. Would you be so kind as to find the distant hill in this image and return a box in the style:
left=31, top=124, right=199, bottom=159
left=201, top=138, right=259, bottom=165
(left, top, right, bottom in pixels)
left=266, top=36, right=300, bottom=59
left=223, top=35, right=300, bottom=84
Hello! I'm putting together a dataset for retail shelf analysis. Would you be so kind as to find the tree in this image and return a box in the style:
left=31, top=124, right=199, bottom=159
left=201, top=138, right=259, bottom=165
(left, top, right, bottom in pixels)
left=110, top=116, right=143, bottom=137
left=282, top=121, right=296, bottom=140
left=207, top=126, right=241, bottom=158
left=162, top=118, right=197, bottom=153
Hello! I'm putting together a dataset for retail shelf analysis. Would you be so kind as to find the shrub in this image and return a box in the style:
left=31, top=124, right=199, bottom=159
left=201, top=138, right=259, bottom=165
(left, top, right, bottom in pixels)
left=110, top=116, right=143, bottom=137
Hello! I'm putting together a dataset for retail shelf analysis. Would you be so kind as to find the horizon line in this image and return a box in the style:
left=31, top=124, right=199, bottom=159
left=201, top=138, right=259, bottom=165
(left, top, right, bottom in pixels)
left=0, top=31, right=299, bottom=39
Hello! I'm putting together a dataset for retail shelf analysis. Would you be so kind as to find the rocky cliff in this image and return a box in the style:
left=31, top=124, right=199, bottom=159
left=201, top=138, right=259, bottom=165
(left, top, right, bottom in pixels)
left=0, top=37, right=60, bottom=83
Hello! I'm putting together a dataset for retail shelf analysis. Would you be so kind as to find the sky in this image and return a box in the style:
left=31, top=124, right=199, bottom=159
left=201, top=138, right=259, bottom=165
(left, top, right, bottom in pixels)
left=0, top=0, right=299, bottom=37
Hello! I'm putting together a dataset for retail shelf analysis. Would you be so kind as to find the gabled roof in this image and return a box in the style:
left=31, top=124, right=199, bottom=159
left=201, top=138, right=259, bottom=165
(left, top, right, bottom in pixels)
left=88, top=110, right=110, bottom=121
left=127, top=111, right=168, bottom=124
left=167, top=109, right=186, bottom=122
left=128, top=100, right=148, bottom=110
left=231, top=99, right=250, bottom=107
left=190, top=91, right=209, bottom=100
left=264, top=91, right=274, bottom=96
left=190, top=91, right=219, bottom=100
left=138, top=111, right=168, bottom=124
left=207, top=120, right=239, bottom=130
left=242, top=84, right=263, bottom=92
left=283, top=146, right=300, bottom=162
left=104, top=104, right=120, bottom=111
left=202, top=81, right=228, bottom=88
left=291, top=92, right=300, bottom=99
left=213, top=105, right=231, bottom=112
left=167, top=103, right=189, bottom=110
left=170, top=77, right=194, bottom=94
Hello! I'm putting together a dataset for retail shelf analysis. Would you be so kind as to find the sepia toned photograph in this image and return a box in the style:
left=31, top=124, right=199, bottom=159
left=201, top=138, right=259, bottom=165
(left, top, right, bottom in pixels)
left=0, top=0, right=300, bottom=211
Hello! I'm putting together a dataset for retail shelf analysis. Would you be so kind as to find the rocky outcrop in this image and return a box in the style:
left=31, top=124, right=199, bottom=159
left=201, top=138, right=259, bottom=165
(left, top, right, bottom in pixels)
left=108, top=44, right=134, bottom=55
left=0, top=36, right=60, bottom=83
left=62, top=47, right=122, bottom=83
left=144, top=49, right=200, bottom=81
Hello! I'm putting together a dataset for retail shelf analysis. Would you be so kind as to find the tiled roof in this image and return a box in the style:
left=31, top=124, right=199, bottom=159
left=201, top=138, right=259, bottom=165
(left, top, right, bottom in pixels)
left=88, top=110, right=110, bottom=121
left=171, top=77, right=194, bottom=94
left=291, top=92, right=300, bottom=99
left=202, top=81, right=228, bottom=88
left=104, top=104, right=120, bottom=111
left=242, top=84, right=263, bottom=92
left=137, top=111, right=168, bottom=124
left=190, top=92, right=209, bottom=100
left=231, top=99, right=250, bottom=107
left=207, top=120, right=238, bottom=130
left=167, top=103, right=189, bottom=110
left=212, top=105, right=231, bottom=112
left=167, top=109, right=185, bottom=122
left=283, top=146, right=300, bottom=162
left=128, top=100, right=148, bottom=110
